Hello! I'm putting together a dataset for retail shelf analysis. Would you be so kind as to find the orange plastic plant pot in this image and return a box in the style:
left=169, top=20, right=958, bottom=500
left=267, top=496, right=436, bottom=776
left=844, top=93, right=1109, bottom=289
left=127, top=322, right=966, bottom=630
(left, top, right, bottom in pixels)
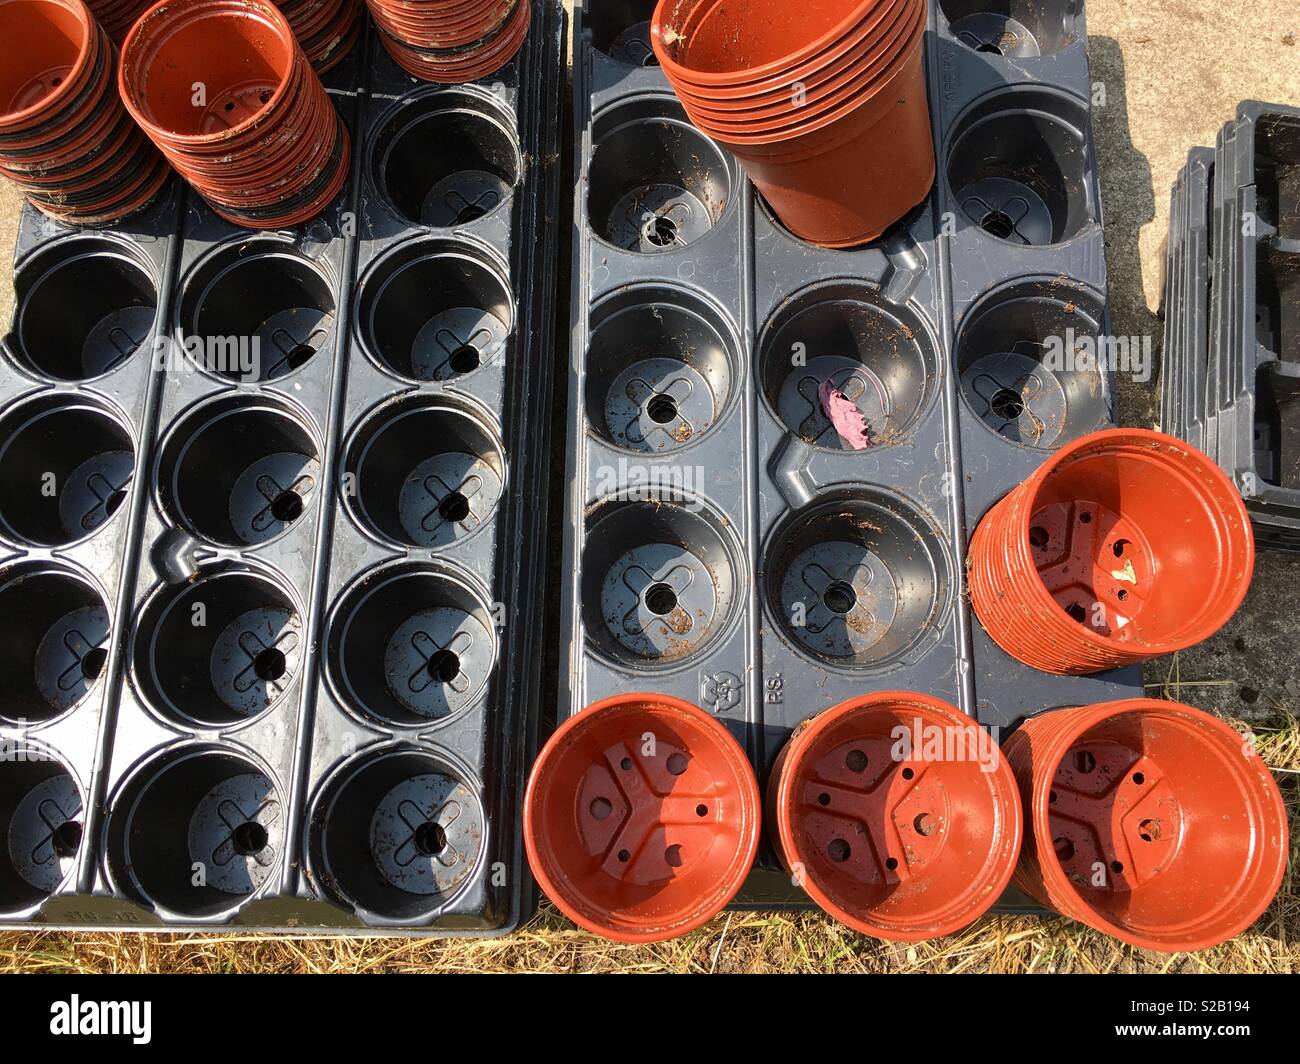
left=671, top=0, right=921, bottom=130
left=0, top=0, right=96, bottom=135
left=699, top=35, right=934, bottom=248
left=524, top=693, right=760, bottom=943
left=1005, top=699, right=1289, bottom=952
left=652, top=0, right=892, bottom=88
left=968, top=429, right=1255, bottom=674
left=768, top=692, right=1022, bottom=940
left=659, top=0, right=918, bottom=110
left=119, top=0, right=300, bottom=146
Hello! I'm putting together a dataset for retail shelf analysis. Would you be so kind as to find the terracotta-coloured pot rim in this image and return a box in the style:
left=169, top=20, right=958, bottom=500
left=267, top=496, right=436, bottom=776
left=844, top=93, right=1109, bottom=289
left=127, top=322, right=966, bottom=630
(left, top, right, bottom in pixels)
left=663, top=0, right=917, bottom=105
left=208, top=123, right=348, bottom=227
left=675, top=1, right=923, bottom=133
left=377, top=5, right=529, bottom=82
left=369, top=0, right=518, bottom=51
left=770, top=691, right=1022, bottom=940
left=688, top=30, right=924, bottom=154
left=652, top=0, right=902, bottom=87
left=524, top=693, right=761, bottom=944
left=0, top=0, right=96, bottom=130
left=374, top=0, right=526, bottom=60
left=1009, top=428, right=1253, bottom=657
left=119, top=0, right=301, bottom=147
left=1013, top=699, right=1289, bottom=951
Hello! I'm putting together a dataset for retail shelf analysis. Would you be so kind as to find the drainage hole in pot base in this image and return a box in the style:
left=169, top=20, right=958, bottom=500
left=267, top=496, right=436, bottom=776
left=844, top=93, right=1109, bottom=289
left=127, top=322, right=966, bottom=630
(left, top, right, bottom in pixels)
left=767, top=493, right=951, bottom=668
left=179, top=246, right=336, bottom=382
left=956, top=280, right=1108, bottom=449
left=582, top=496, right=742, bottom=668
left=309, top=751, right=485, bottom=919
left=0, top=395, right=135, bottom=547
left=158, top=395, right=321, bottom=547
left=941, top=0, right=1081, bottom=58
left=588, top=98, right=732, bottom=255
left=359, top=240, right=514, bottom=383
left=134, top=569, right=302, bottom=728
left=328, top=565, right=498, bottom=728
left=11, top=239, right=158, bottom=382
left=0, top=562, right=112, bottom=725
left=586, top=285, right=739, bottom=453
left=105, top=747, right=282, bottom=917
left=344, top=396, right=506, bottom=549
left=946, top=89, right=1095, bottom=245
left=800, top=737, right=950, bottom=888
left=2, top=755, right=82, bottom=912
left=1028, top=501, right=1152, bottom=640
left=759, top=283, right=938, bottom=449
left=372, top=94, right=521, bottom=228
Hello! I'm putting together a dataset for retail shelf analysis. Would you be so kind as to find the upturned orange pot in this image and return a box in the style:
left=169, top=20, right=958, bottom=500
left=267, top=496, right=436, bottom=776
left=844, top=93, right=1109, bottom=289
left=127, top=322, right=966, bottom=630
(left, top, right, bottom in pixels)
left=968, top=429, right=1254, bottom=675
left=524, top=693, right=760, bottom=943
left=768, top=692, right=1022, bottom=941
left=1006, top=700, right=1288, bottom=951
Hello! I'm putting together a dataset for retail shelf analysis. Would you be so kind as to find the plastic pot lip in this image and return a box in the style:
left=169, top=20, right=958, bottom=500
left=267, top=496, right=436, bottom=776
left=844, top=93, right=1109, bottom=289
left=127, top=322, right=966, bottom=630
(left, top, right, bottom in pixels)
left=1008, top=428, right=1255, bottom=656
left=770, top=691, right=1022, bottom=941
left=674, top=2, right=923, bottom=132
left=523, top=692, right=761, bottom=944
left=119, top=0, right=301, bottom=147
left=662, top=0, right=916, bottom=104
left=376, top=0, right=528, bottom=63
left=0, top=0, right=97, bottom=130
left=144, top=61, right=316, bottom=159
left=688, top=29, right=924, bottom=151
left=651, top=0, right=899, bottom=87
left=1014, top=699, right=1289, bottom=952
left=370, top=0, right=519, bottom=51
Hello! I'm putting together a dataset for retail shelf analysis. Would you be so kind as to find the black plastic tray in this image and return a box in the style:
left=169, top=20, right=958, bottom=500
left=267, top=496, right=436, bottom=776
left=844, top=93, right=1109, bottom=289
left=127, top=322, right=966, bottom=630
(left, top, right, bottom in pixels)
left=560, top=0, right=1144, bottom=912
left=1162, top=102, right=1300, bottom=551
left=0, top=3, right=565, bottom=934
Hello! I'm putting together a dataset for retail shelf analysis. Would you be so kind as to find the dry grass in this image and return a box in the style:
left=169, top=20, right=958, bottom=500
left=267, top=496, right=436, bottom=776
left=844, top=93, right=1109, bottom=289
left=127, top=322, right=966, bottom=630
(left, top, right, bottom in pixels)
left=2, top=691, right=1296, bottom=975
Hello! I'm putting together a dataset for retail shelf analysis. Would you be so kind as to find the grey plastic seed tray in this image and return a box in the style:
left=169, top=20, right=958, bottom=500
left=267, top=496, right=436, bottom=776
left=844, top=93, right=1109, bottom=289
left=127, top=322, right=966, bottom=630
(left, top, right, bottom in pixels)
left=0, top=3, right=565, bottom=934
left=560, top=0, right=1143, bottom=912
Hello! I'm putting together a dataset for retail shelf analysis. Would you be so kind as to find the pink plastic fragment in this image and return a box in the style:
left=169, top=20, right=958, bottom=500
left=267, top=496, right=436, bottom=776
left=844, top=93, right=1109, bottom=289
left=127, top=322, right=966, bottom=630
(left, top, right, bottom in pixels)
left=818, top=378, right=870, bottom=450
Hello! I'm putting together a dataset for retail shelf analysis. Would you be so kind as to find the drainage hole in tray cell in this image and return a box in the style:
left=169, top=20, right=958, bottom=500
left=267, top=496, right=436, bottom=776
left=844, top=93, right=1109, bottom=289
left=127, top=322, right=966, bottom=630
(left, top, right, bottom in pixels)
left=134, top=568, right=302, bottom=728
left=372, top=93, right=521, bottom=228
left=0, top=394, right=134, bottom=548
left=158, top=394, right=321, bottom=548
left=759, top=283, right=938, bottom=449
left=590, top=3, right=658, bottom=66
left=942, top=0, right=1079, bottom=58
left=0, top=561, right=111, bottom=726
left=345, top=396, right=506, bottom=549
left=359, top=239, right=515, bottom=383
left=767, top=492, right=951, bottom=669
left=582, top=494, right=742, bottom=668
left=588, top=97, right=732, bottom=254
left=947, top=88, right=1095, bottom=245
left=586, top=285, right=740, bottom=453
left=309, top=752, right=485, bottom=918
left=11, top=238, right=158, bottom=382
left=105, top=747, right=282, bottom=916
left=1, top=754, right=83, bottom=911
left=957, top=279, right=1108, bottom=450
left=329, top=565, right=498, bottom=728
left=178, top=245, right=336, bottom=382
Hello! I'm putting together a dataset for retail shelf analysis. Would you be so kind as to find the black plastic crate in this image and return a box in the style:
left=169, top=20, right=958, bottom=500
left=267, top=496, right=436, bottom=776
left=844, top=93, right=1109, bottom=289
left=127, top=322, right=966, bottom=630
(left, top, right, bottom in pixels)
left=1162, top=102, right=1300, bottom=551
